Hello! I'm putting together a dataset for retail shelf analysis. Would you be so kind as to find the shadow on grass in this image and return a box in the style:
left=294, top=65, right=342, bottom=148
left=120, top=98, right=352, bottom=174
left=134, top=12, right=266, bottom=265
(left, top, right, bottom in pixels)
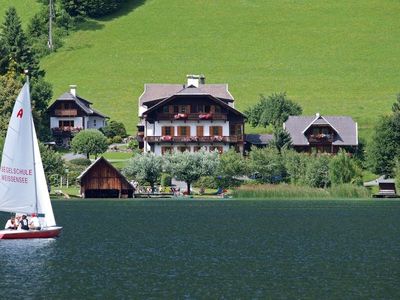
left=99, top=0, right=147, bottom=22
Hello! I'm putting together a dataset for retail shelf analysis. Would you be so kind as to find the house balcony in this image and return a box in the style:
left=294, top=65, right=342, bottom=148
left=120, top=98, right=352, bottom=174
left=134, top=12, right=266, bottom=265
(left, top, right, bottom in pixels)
left=156, top=113, right=228, bottom=121
left=54, top=109, right=78, bottom=117
left=308, top=134, right=334, bottom=143
left=145, top=135, right=243, bottom=143
left=51, top=127, right=82, bottom=136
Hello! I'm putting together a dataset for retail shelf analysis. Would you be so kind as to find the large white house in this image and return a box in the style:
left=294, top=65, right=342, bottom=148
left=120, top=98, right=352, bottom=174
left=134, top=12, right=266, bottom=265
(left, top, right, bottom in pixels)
left=48, top=85, right=108, bottom=147
left=138, top=75, right=245, bottom=155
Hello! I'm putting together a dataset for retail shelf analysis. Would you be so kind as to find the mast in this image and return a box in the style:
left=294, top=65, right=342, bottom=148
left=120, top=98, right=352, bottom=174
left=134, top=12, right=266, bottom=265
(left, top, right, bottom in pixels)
left=48, top=0, right=54, bottom=51
left=26, top=71, right=39, bottom=215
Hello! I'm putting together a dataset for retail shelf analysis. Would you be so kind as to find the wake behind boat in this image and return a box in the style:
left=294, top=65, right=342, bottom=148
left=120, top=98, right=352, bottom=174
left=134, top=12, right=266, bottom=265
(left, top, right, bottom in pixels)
left=0, top=79, right=62, bottom=239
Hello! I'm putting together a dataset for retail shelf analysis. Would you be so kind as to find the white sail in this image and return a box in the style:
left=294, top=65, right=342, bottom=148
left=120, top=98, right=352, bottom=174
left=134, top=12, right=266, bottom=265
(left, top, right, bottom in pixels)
left=0, top=82, right=56, bottom=227
left=32, top=119, right=56, bottom=227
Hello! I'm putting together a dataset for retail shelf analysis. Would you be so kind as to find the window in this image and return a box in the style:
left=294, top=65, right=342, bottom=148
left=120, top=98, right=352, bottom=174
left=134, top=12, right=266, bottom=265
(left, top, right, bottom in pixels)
left=162, top=126, right=174, bottom=136
left=230, top=124, right=242, bottom=135
left=196, top=126, right=204, bottom=137
left=59, top=120, right=74, bottom=128
left=174, top=105, right=187, bottom=113
left=162, top=106, right=169, bottom=113
left=194, top=146, right=204, bottom=152
left=178, top=146, right=190, bottom=152
left=161, top=146, right=173, bottom=155
left=210, top=126, right=222, bottom=136
left=193, top=104, right=211, bottom=113
left=214, top=105, right=221, bottom=113
left=178, top=126, right=190, bottom=136
left=93, top=119, right=97, bottom=127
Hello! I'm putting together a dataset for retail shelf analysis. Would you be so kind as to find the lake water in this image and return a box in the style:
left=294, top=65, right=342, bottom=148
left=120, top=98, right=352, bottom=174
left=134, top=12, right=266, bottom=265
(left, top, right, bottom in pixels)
left=1, top=199, right=399, bottom=299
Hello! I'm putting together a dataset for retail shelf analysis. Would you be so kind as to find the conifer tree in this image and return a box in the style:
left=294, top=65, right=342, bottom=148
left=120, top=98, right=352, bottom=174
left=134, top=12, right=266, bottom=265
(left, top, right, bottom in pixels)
left=0, top=7, right=42, bottom=78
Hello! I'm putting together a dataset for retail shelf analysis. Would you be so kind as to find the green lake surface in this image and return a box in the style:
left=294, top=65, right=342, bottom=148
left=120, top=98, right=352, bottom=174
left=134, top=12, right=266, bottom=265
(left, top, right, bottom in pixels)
left=1, top=199, right=399, bottom=299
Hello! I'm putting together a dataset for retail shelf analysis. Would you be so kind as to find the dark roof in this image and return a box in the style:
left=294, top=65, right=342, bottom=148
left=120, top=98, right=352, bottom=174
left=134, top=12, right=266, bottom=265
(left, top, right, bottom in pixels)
left=77, top=157, right=134, bottom=188
left=48, top=92, right=108, bottom=118
left=284, top=114, right=358, bottom=146
left=140, top=83, right=234, bottom=105
left=143, top=94, right=244, bottom=118
left=245, top=134, right=273, bottom=145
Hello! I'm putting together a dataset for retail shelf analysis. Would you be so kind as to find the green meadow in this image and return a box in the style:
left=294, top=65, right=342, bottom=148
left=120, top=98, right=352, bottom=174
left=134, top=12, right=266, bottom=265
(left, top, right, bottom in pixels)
left=1, top=1, right=400, bottom=137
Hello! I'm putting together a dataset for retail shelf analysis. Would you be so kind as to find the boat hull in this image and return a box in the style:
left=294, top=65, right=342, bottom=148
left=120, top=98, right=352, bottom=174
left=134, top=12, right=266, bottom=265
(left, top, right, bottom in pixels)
left=0, top=227, right=62, bottom=239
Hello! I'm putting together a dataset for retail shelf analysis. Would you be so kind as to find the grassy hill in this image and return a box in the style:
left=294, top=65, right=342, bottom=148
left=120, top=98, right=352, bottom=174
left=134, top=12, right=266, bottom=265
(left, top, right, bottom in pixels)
left=2, top=1, right=400, bottom=138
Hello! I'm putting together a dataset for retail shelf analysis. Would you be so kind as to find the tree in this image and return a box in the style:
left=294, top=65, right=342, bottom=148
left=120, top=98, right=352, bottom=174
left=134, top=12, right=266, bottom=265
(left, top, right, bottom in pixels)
left=164, top=150, right=219, bottom=195
left=123, top=153, right=163, bottom=191
left=217, top=149, right=247, bottom=187
left=282, top=150, right=309, bottom=185
left=100, top=120, right=128, bottom=138
left=0, top=68, right=22, bottom=137
left=367, top=113, right=400, bottom=175
left=329, top=150, right=362, bottom=185
left=270, top=128, right=292, bottom=153
left=245, top=93, right=302, bottom=129
left=248, top=146, right=286, bottom=183
left=0, top=7, right=42, bottom=78
left=39, top=143, right=65, bottom=181
left=304, top=154, right=331, bottom=188
left=61, top=0, right=125, bottom=18
left=392, top=93, right=400, bottom=113
left=71, top=129, right=108, bottom=159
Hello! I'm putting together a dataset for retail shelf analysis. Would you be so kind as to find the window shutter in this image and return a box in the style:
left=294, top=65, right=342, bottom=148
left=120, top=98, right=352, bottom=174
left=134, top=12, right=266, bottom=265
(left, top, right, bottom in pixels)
left=162, top=127, right=166, bottom=136
left=186, top=126, right=191, bottom=136
left=218, top=127, right=222, bottom=136
left=171, top=126, right=175, bottom=136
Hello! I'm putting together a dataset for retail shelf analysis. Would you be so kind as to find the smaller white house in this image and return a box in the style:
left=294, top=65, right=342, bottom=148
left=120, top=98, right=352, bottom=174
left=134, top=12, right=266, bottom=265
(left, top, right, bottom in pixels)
left=48, top=85, right=108, bottom=147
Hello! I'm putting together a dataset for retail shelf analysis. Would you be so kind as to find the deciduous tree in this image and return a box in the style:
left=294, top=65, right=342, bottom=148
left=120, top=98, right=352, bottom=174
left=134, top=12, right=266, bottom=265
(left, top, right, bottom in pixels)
left=164, top=150, right=219, bottom=195
left=71, top=129, right=108, bottom=159
left=245, top=93, right=302, bottom=129
left=123, top=153, right=163, bottom=191
left=248, top=147, right=286, bottom=183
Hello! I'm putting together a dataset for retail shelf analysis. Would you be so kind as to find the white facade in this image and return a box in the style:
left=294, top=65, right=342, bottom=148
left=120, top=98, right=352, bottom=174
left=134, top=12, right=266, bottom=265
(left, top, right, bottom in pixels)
left=50, top=116, right=106, bottom=130
left=50, top=117, right=84, bottom=129
left=152, top=144, right=230, bottom=156
left=144, top=120, right=232, bottom=153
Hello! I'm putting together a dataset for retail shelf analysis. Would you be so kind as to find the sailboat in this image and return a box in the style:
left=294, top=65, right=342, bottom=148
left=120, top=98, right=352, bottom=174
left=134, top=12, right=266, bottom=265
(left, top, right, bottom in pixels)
left=0, top=79, right=62, bottom=239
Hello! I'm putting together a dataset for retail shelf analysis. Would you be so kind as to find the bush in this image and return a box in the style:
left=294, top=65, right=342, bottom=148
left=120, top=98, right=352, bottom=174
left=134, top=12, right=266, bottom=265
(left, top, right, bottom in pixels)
left=194, top=176, right=219, bottom=189
left=112, top=135, right=122, bottom=143
left=161, top=173, right=172, bottom=187
left=304, top=155, right=331, bottom=188
left=69, top=158, right=92, bottom=166
left=329, top=150, right=362, bottom=185
left=248, top=146, right=286, bottom=183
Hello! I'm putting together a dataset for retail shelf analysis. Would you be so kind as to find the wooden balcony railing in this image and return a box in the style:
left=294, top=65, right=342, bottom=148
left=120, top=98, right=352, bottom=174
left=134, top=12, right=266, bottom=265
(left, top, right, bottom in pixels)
left=145, top=135, right=243, bottom=143
left=156, top=113, right=228, bottom=121
left=54, top=109, right=78, bottom=117
left=308, top=134, right=334, bottom=143
left=51, top=127, right=82, bottom=136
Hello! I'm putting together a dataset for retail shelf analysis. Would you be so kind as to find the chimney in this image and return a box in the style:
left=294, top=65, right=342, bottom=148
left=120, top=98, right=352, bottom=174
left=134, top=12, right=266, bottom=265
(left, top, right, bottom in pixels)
left=316, top=112, right=320, bottom=118
left=186, top=74, right=205, bottom=88
left=70, top=84, right=77, bottom=96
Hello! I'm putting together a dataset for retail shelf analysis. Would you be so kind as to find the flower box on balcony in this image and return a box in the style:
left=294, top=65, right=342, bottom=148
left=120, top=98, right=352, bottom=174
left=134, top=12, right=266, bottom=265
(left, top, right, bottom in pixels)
left=199, top=113, right=213, bottom=120
left=161, top=135, right=172, bottom=141
left=212, top=135, right=223, bottom=142
left=174, top=113, right=188, bottom=120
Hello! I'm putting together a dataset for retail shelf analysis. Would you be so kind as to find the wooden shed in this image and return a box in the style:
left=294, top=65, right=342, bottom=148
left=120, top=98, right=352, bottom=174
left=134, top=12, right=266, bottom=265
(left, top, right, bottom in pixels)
left=77, top=157, right=134, bottom=198
left=374, top=179, right=398, bottom=198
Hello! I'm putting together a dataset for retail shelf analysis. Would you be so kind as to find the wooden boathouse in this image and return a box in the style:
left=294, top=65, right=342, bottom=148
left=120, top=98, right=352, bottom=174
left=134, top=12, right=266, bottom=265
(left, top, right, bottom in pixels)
left=77, top=157, right=134, bottom=198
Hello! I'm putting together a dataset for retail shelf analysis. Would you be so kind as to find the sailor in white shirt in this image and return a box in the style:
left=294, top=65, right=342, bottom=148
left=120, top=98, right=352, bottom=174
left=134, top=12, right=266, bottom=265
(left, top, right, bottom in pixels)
left=4, top=216, right=17, bottom=230
left=29, top=213, right=41, bottom=230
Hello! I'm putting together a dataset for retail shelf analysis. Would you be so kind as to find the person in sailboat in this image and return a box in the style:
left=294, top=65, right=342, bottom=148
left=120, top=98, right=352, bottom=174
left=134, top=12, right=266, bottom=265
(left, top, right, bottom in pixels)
left=19, top=215, right=29, bottom=230
left=4, top=216, right=18, bottom=230
left=29, top=213, right=41, bottom=230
